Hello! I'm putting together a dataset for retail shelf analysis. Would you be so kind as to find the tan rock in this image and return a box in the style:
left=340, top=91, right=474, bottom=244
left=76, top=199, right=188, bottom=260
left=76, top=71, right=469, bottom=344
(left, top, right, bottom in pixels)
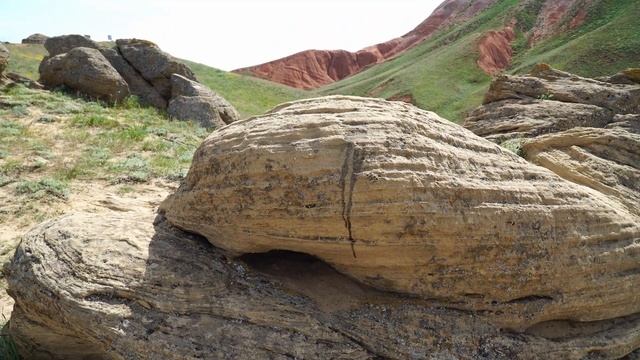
left=483, top=65, right=640, bottom=114
left=522, top=127, right=640, bottom=218
left=161, top=95, right=640, bottom=329
left=464, top=98, right=612, bottom=143
left=7, top=210, right=640, bottom=359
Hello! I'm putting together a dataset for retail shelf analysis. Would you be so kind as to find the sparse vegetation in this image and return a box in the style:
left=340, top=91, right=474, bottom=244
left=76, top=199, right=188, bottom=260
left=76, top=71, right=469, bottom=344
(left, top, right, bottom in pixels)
left=0, top=84, right=208, bottom=226
left=500, top=138, right=526, bottom=157
left=0, top=322, right=19, bottom=360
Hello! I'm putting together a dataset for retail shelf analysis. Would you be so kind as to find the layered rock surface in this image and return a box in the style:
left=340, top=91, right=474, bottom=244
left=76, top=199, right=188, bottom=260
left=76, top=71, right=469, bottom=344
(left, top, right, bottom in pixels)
left=7, top=209, right=640, bottom=359
left=161, top=95, right=640, bottom=330
left=464, top=66, right=640, bottom=216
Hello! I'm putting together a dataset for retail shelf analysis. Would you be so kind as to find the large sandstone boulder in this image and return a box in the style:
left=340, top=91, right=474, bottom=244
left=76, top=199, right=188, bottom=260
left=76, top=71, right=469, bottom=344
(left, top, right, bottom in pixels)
left=116, top=39, right=196, bottom=100
left=39, top=47, right=130, bottom=103
left=7, top=210, right=640, bottom=360
left=160, top=96, right=640, bottom=330
left=167, top=74, right=239, bottom=128
left=0, top=43, right=9, bottom=76
left=21, top=33, right=48, bottom=45
left=44, top=34, right=99, bottom=58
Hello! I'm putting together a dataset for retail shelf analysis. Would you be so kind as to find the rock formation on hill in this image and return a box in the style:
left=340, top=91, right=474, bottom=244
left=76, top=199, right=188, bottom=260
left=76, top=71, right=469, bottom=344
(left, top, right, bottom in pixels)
left=37, top=35, right=238, bottom=127
left=39, top=47, right=130, bottom=103
left=234, top=0, right=499, bottom=89
left=168, top=74, right=239, bottom=128
left=21, top=33, right=48, bottom=45
left=464, top=63, right=640, bottom=248
left=43, top=34, right=99, bottom=58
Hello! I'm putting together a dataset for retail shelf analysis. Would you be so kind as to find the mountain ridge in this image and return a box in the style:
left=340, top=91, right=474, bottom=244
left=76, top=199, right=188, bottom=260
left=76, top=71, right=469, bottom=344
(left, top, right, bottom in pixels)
left=233, top=0, right=498, bottom=89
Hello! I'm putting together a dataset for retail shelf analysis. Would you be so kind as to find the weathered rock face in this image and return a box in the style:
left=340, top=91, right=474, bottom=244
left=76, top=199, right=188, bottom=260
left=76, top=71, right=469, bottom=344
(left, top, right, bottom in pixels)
left=597, top=68, right=640, bottom=85
left=464, top=66, right=640, bottom=327
left=161, top=95, right=640, bottom=330
left=39, top=47, right=130, bottom=103
left=522, top=127, right=640, bottom=218
left=115, top=39, right=196, bottom=100
left=21, top=33, right=48, bottom=45
left=8, top=210, right=640, bottom=360
left=465, top=99, right=613, bottom=143
left=476, top=25, right=516, bottom=75
left=167, top=74, right=239, bottom=128
left=44, top=34, right=99, bottom=58
left=37, top=35, right=237, bottom=120
left=234, top=0, right=499, bottom=89
left=482, top=64, right=640, bottom=114
left=100, top=48, right=167, bottom=109
left=0, top=43, right=9, bottom=76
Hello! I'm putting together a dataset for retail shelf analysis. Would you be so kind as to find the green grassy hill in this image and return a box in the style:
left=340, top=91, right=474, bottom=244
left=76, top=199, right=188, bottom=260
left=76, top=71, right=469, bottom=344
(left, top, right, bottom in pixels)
left=4, top=44, right=306, bottom=118
left=6, top=0, right=639, bottom=123
left=318, top=0, right=640, bottom=122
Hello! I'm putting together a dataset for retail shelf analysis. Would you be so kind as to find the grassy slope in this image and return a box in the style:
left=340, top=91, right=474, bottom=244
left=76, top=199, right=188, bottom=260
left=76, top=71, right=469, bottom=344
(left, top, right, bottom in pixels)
left=319, top=0, right=639, bottom=122
left=317, top=0, right=520, bottom=122
left=4, top=44, right=306, bottom=118
left=184, top=60, right=306, bottom=117
left=510, top=0, right=640, bottom=76
left=5, top=44, right=47, bottom=80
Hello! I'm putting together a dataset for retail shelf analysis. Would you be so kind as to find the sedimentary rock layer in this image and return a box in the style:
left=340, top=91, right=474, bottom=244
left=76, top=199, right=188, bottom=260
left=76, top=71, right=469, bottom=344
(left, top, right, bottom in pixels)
left=161, top=95, right=640, bottom=329
left=7, top=211, right=640, bottom=359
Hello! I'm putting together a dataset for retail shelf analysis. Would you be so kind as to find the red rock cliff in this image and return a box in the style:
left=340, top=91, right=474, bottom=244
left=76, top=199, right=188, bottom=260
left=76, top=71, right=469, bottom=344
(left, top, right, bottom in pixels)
left=233, top=0, right=498, bottom=89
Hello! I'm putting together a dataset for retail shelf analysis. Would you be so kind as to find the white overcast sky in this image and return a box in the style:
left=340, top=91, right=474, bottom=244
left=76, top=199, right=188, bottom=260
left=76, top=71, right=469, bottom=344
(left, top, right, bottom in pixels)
left=1, top=0, right=443, bottom=70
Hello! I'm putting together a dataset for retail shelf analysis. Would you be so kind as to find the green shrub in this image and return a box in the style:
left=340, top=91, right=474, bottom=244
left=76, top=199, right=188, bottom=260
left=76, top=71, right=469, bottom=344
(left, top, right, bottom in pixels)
left=71, top=114, right=119, bottom=128
left=15, top=178, right=69, bottom=199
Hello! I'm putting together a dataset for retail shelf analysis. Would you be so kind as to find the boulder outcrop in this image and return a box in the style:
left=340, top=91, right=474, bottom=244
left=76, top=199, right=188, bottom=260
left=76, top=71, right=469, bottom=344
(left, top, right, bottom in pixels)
left=36, top=35, right=238, bottom=124
left=482, top=64, right=640, bottom=114
left=21, top=33, right=48, bottom=45
left=39, top=47, right=130, bottom=103
left=7, top=209, right=640, bottom=360
left=167, top=74, right=239, bottom=128
left=160, top=95, right=640, bottom=330
left=115, top=39, right=196, bottom=100
left=234, top=0, right=499, bottom=89
left=464, top=66, right=640, bottom=309
left=7, top=94, right=640, bottom=359
left=100, top=47, right=167, bottom=109
left=44, top=34, right=99, bottom=58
